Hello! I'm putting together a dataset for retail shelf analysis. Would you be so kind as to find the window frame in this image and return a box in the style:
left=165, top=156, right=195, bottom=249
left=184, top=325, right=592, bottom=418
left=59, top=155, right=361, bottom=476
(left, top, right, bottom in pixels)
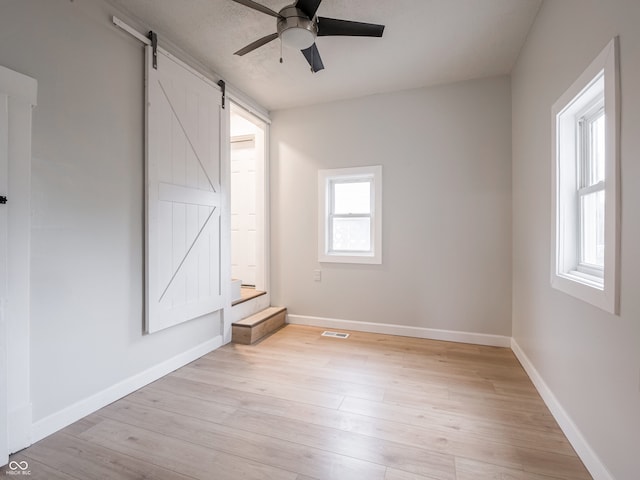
left=318, top=166, right=382, bottom=264
left=550, top=37, right=620, bottom=314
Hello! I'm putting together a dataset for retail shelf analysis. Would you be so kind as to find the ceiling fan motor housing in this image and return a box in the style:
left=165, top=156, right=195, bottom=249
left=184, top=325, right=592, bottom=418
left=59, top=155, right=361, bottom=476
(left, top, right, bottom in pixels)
left=277, top=5, right=317, bottom=49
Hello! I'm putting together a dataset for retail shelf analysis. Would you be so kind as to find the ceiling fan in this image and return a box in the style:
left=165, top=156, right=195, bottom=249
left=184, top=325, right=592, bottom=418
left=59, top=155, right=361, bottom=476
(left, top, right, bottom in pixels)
left=231, top=0, right=385, bottom=73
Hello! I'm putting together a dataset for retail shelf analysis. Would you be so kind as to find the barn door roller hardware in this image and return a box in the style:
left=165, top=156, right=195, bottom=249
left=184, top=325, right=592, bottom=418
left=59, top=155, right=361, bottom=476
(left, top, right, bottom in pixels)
left=148, top=31, right=158, bottom=69
left=218, top=80, right=226, bottom=109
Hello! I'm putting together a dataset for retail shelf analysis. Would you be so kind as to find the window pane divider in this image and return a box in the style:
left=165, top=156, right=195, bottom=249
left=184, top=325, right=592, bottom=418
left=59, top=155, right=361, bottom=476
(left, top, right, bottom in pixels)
left=577, top=181, right=604, bottom=196
left=330, top=213, right=371, bottom=218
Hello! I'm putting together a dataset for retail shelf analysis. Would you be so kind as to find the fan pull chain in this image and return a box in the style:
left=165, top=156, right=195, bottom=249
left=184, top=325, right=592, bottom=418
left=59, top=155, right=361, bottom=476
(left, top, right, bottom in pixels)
left=279, top=38, right=283, bottom=64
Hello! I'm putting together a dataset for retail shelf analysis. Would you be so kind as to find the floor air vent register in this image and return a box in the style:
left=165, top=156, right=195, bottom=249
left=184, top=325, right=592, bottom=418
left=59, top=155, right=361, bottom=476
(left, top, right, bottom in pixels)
left=321, top=331, right=350, bottom=339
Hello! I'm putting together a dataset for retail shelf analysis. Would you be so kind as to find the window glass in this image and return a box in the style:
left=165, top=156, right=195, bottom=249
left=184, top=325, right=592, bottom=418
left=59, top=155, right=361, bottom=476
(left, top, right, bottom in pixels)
left=591, top=112, right=605, bottom=185
left=580, top=190, right=605, bottom=267
left=333, top=181, right=371, bottom=215
left=331, top=217, right=371, bottom=252
left=578, top=105, right=605, bottom=271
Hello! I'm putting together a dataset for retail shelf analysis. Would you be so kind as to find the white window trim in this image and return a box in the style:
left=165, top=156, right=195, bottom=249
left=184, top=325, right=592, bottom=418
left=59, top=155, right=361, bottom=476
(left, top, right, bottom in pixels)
left=551, top=37, right=620, bottom=314
left=318, top=166, right=382, bottom=264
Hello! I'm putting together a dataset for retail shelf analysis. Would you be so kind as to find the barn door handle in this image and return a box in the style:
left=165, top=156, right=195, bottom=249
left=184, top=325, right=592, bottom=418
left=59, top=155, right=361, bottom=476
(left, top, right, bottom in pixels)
left=0, top=196, right=6, bottom=205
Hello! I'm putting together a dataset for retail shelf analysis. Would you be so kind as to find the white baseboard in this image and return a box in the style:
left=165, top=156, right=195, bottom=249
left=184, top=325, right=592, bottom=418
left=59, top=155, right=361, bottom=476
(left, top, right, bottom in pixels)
left=31, top=335, right=224, bottom=444
left=287, top=314, right=511, bottom=348
left=510, top=338, right=613, bottom=480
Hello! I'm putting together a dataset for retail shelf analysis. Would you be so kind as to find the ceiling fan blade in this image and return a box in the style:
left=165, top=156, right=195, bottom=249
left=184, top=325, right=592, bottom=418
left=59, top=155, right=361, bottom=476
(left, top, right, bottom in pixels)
left=301, top=43, right=324, bottom=73
left=231, top=0, right=282, bottom=18
left=234, top=32, right=279, bottom=56
left=295, top=0, right=322, bottom=19
left=317, top=17, right=385, bottom=37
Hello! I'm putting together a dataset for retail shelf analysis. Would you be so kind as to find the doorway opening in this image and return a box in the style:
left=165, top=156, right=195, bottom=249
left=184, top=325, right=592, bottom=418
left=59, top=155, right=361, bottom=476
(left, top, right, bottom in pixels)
left=230, top=103, right=268, bottom=306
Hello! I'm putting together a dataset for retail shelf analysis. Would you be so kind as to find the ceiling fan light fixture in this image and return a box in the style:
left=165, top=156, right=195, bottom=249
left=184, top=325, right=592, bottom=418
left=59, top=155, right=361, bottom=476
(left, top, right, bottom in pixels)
left=231, top=0, right=385, bottom=73
left=280, top=27, right=315, bottom=50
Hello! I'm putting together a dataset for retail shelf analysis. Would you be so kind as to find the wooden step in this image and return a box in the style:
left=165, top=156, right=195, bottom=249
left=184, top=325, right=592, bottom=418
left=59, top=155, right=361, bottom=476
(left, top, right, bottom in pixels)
left=232, top=306, right=287, bottom=345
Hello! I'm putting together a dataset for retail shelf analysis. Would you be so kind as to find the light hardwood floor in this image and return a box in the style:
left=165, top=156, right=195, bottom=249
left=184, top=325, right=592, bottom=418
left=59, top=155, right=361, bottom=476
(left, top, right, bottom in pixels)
left=7, top=325, right=592, bottom=480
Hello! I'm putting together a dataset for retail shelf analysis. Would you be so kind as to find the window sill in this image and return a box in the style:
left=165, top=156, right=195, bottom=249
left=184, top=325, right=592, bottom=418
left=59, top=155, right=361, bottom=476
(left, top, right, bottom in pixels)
left=563, top=270, right=604, bottom=290
left=319, top=252, right=381, bottom=265
left=551, top=271, right=615, bottom=314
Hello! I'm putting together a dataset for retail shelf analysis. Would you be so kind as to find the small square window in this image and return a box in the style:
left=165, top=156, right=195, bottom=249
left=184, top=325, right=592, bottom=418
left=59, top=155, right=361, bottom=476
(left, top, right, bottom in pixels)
left=318, top=166, right=382, bottom=264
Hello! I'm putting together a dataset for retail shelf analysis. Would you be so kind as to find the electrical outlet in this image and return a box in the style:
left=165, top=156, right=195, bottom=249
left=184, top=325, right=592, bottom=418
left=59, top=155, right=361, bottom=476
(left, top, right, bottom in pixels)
left=313, top=269, right=322, bottom=282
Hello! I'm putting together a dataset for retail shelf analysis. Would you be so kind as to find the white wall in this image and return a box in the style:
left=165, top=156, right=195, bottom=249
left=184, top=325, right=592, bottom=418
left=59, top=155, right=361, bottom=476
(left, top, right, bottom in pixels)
left=0, top=0, right=222, bottom=429
left=271, top=76, right=512, bottom=338
left=511, top=1, right=640, bottom=478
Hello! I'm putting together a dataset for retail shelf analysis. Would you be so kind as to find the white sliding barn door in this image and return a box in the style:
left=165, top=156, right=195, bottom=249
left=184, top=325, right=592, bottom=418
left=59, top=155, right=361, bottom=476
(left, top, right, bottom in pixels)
left=0, top=92, right=8, bottom=468
left=0, top=65, right=37, bottom=462
left=146, top=47, right=224, bottom=333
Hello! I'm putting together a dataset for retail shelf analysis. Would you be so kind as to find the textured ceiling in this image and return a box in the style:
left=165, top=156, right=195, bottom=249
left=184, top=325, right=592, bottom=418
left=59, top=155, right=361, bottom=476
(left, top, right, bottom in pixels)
left=107, top=0, right=542, bottom=111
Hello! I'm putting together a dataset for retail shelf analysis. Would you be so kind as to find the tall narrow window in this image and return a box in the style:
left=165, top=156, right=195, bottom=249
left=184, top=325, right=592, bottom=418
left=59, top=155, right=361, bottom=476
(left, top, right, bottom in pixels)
left=551, top=38, right=619, bottom=313
left=318, top=166, right=382, bottom=264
